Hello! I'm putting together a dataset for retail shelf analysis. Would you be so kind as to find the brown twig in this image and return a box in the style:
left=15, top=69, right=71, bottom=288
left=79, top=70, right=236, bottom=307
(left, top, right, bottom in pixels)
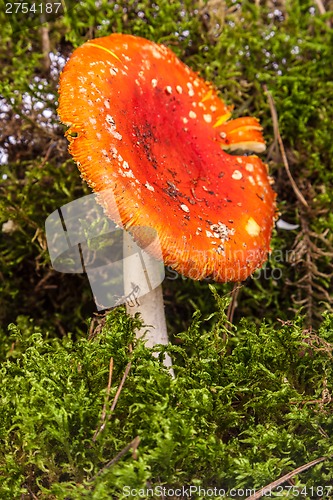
left=92, top=357, right=114, bottom=442
left=92, top=360, right=131, bottom=442
left=285, top=216, right=333, bottom=323
left=109, top=361, right=132, bottom=414
left=226, top=282, right=242, bottom=325
left=40, top=24, right=51, bottom=73
left=313, top=0, right=332, bottom=27
left=88, top=312, right=107, bottom=341
left=245, top=455, right=331, bottom=499
left=90, top=436, right=141, bottom=480
left=264, top=85, right=308, bottom=209
left=24, top=485, right=39, bottom=499
left=39, top=142, right=56, bottom=168
left=314, top=0, right=326, bottom=14
left=33, top=270, right=55, bottom=293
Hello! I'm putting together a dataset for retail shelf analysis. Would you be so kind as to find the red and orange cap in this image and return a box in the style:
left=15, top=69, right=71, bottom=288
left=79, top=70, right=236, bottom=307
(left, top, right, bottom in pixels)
left=58, top=34, right=276, bottom=282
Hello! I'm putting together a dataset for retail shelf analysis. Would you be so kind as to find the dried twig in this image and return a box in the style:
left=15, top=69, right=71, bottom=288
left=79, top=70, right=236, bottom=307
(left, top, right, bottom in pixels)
left=39, top=142, right=56, bottom=168
left=40, top=24, right=51, bottom=73
left=314, top=0, right=332, bottom=27
left=264, top=85, right=308, bottom=209
left=226, top=282, right=242, bottom=325
left=88, top=311, right=108, bottom=340
left=33, top=270, right=55, bottom=293
left=90, top=436, right=141, bottom=480
left=286, top=220, right=333, bottom=323
left=245, top=455, right=331, bottom=500
left=24, top=485, right=39, bottom=499
left=92, top=357, right=114, bottom=442
left=314, top=0, right=326, bottom=14
left=92, top=357, right=131, bottom=442
left=108, top=361, right=132, bottom=414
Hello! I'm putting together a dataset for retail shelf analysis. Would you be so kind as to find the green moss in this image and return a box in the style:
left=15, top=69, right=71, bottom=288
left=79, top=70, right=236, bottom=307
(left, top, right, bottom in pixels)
left=1, top=292, right=333, bottom=497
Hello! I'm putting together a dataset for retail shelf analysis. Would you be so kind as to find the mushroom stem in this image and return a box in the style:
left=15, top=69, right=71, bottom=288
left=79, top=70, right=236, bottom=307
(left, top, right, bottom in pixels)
left=123, top=231, right=173, bottom=373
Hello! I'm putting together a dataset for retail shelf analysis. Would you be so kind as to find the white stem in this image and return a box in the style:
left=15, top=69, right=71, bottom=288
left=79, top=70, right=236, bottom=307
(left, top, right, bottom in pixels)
left=123, top=230, right=173, bottom=373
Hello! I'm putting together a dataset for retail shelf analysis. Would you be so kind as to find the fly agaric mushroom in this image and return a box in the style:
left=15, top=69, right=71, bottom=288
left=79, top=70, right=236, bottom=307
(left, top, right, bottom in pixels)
left=58, top=34, right=276, bottom=360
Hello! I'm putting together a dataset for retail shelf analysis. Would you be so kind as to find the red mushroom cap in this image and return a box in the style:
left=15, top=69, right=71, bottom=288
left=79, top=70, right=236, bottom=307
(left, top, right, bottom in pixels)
left=58, top=34, right=276, bottom=282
